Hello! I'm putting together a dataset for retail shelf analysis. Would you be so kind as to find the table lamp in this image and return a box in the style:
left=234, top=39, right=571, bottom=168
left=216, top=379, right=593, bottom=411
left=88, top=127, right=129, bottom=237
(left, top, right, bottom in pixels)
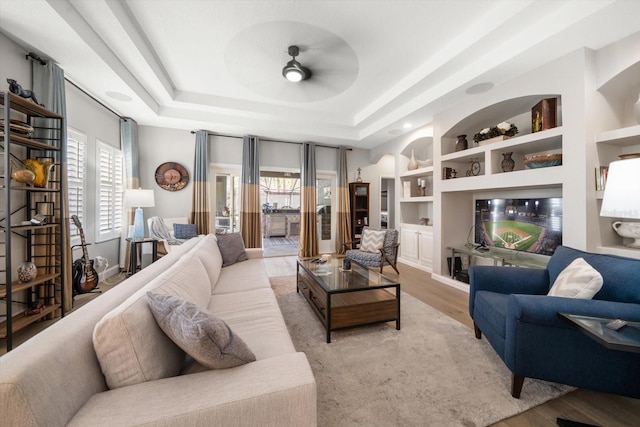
left=600, top=157, right=640, bottom=248
left=124, top=188, right=155, bottom=239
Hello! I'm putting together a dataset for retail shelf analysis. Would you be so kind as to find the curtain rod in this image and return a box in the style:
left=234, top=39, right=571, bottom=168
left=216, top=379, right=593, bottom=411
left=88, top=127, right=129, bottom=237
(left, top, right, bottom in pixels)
left=65, top=79, right=122, bottom=118
left=25, top=51, right=122, bottom=118
left=191, top=130, right=352, bottom=150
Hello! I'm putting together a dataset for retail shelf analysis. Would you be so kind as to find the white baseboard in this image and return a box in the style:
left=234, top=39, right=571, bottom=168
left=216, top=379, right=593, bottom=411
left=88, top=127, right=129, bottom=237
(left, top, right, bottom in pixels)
left=431, top=273, right=470, bottom=293
left=99, top=265, right=121, bottom=283
left=398, top=258, right=432, bottom=273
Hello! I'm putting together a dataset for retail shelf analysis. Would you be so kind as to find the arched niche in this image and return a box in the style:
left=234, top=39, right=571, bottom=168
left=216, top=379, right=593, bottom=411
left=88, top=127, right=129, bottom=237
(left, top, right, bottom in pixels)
left=442, top=95, right=563, bottom=141
left=400, top=136, right=433, bottom=163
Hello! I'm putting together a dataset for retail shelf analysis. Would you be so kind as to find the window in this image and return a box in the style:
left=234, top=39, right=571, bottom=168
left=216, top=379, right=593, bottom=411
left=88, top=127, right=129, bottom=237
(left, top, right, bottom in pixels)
left=67, top=127, right=86, bottom=240
left=96, top=140, right=124, bottom=241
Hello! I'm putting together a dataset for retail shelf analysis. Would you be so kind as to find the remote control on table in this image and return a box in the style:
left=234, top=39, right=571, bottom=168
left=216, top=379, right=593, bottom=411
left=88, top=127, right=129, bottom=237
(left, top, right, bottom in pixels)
left=605, top=319, right=627, bottom=331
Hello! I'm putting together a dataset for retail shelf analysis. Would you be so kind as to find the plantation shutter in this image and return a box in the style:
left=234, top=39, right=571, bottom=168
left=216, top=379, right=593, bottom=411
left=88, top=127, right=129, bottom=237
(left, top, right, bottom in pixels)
left=96, top=141, right=124, bottom=241
left=67, top=128, right=86, bottom=238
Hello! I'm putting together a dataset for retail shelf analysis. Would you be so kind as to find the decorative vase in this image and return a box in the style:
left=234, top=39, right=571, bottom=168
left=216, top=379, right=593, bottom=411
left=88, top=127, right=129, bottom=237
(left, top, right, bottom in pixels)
left=11, top=168, right=36, bottom=184
left=634, top=93, right=640, bottom=125
left=407, top=150, right=418, bottom=170
left=22, top=158, right=54, bottom=188
left=455, top=135, right=468, bottom=152
left=17, top=261, right=37, bottom=283
left=501, top=152, right=515, bottom=172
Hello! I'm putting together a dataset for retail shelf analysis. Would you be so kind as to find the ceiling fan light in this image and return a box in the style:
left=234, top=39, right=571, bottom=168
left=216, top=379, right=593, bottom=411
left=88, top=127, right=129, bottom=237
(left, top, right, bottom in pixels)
left=282, top=46, right=311, bottom=82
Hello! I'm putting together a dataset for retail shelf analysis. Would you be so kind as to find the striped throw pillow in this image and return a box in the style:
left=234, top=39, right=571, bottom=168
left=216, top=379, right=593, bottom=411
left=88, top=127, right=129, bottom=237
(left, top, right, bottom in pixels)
left=360, top=229, right=386, bottom=253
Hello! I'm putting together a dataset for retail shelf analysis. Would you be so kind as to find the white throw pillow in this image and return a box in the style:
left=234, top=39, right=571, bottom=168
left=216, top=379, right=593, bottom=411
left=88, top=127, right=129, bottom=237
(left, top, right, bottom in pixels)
left=360, top=229, right=386, bottom=253
left=548, top=257, right=603, bottom=299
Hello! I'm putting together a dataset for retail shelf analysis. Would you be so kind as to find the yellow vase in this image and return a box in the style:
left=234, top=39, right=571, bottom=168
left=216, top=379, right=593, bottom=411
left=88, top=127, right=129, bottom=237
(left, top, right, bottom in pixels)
left=22, top=159, right=54, bottom=188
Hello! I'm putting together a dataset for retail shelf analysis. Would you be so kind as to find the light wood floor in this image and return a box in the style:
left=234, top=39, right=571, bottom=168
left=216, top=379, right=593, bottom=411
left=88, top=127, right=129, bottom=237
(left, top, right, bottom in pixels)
left=4, top=257, right=640, bottom=426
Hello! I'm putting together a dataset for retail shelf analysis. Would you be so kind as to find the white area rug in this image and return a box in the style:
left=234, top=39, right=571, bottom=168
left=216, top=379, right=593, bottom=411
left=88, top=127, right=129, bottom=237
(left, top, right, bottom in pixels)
left=271, top=276, right=572, bottom=427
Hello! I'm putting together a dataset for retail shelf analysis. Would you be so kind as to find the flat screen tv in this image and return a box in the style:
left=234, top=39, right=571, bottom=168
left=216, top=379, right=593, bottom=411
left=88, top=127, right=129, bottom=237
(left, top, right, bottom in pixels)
left=474, top=198, right=562, bottom=256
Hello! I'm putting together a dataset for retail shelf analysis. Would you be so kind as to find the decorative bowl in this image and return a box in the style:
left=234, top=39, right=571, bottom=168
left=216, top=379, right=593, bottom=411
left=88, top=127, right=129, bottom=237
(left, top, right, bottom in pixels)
left=523, top=153, right=562, bottom=169
left=417, top=159, right=433, bottom=168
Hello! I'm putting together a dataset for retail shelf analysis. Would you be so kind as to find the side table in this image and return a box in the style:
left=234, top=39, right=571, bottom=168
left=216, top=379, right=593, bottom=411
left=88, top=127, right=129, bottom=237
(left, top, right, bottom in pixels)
left=126, top=237, right=159, bottom=276
left=559, top=313, right=640, bottom=353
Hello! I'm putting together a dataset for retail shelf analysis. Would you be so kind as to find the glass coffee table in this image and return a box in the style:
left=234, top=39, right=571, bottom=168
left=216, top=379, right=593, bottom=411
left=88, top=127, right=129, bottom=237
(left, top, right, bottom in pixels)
left=296, top=257, right=400, bottom=343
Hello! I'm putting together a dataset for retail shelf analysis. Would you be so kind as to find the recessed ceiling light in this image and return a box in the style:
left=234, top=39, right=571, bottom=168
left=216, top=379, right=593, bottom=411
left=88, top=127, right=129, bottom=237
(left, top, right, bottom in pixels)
left=465, top=82, right=494, bottom=95
left=403, top=122, right=413, bottom=129
left=106, top=91, right=132, bottom=102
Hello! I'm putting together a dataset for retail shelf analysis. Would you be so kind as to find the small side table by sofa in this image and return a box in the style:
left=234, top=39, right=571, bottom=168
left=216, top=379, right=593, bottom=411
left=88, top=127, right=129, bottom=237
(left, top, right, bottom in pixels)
left=560, top=313, right=640, bottom=354
left=126, top=237, right=158, bottom=276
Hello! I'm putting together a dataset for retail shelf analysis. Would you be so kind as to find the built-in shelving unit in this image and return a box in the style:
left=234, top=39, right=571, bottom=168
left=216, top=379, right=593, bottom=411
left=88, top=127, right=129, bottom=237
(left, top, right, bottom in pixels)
left=431, top=51, right=589, bottom=288
left=593, top=52, right=640, bottom=259
left=1, top=91, right=66, bottom=351
left=397, top=137, right=434, bottom=271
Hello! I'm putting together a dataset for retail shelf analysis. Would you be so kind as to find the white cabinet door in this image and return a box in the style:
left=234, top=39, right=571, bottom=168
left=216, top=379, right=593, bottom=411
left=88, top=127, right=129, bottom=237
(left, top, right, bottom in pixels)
left=418, top=229, right=433, bottom=268
left=401, top=227, right=419, bottom=262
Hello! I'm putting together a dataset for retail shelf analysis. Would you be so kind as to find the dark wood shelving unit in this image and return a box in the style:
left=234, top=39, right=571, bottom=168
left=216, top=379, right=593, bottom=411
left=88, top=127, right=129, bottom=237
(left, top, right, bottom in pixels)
left=1, top=91, right=66, bottom=351
left=349, top=182, right=370, bottom=245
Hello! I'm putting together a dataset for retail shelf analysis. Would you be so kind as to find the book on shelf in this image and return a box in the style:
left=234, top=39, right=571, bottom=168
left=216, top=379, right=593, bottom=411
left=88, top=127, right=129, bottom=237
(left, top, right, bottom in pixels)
left=403, top=181, right=411, bottom=198
left=595, top=166, right=608, bottom=191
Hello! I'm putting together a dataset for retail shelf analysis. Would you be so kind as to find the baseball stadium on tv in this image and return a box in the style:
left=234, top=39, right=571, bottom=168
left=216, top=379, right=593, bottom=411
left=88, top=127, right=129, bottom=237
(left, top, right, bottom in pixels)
left=474, top=198, right=563, bottom=256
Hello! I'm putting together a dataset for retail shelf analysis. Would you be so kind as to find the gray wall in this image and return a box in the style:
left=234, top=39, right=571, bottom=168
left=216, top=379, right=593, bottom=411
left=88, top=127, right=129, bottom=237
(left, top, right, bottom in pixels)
left=0, top=32, right=122, bottom=272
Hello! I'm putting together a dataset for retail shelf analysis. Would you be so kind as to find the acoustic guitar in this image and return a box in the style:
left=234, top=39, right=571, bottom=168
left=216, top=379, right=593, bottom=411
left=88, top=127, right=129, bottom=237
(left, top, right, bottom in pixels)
left=71, top=215, right=99, bottom=294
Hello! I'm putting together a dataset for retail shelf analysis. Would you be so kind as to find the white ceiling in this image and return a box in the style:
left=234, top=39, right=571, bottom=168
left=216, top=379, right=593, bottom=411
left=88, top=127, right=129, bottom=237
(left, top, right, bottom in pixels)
left=1, top=0, right=639, bottom=149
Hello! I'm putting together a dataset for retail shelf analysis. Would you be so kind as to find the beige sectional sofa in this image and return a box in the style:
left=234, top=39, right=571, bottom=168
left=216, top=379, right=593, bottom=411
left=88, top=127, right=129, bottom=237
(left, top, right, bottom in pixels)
left=0, top=234, right=316, bottom=426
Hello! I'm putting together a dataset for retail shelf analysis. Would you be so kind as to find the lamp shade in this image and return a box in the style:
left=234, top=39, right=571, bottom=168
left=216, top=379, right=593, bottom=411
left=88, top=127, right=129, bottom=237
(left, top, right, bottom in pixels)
left=124, top=189, right=155, bottom=208
left=600, top=158, right=640, bottom=219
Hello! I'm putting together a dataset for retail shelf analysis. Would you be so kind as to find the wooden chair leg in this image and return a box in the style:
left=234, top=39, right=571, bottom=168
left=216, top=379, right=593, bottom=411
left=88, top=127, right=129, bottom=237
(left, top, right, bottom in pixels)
left=390, top=262, right=399, bottom=274
left=511, top=374, right=524, bottom=398
left=473, top=322, right=482, bottom=339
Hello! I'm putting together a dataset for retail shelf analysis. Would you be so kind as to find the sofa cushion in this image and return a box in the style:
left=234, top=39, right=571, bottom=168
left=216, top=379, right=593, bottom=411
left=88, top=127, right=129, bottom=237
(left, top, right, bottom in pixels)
left=93, top=254, right=212, bottom=389
left=216, top=233, right=249, bottom=267
left=360, top=228, right=386, bottom=253
left=548, top=257, right=603, bottom=299
left=147, top=292, right=256, bottom=369
left=213, top=258, right=271, bottom=295
left=192, top=234, right=223, bottom=289
left=208, top=288, right=297, bottom=359
left=173, top=223, right=198, bottom=239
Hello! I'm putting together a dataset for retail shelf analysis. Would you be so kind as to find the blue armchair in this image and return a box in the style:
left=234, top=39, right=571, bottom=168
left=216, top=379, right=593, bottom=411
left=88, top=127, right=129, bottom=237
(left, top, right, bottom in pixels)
left=469, top=246, right=640, bottom=398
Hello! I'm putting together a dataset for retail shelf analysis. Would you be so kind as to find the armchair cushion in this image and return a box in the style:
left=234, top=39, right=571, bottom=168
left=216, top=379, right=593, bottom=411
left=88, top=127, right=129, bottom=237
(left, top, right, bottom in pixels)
left=360, top=228, right=386, bottom=253
left=548, top=257, right=603, bottom=299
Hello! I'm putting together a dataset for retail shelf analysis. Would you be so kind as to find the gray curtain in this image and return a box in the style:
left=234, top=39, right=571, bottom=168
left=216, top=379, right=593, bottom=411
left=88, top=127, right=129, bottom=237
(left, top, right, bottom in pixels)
left=32, top=61, right=72, bottom=313
left=299, top=142, right=318, bottom=257
left=240, top=135, right=261, bottom=248
left=335, top=146, right=351, bottom=254
left=191, top=130, right=211, bottom=234
left=120, top=118, right=139, bottom=269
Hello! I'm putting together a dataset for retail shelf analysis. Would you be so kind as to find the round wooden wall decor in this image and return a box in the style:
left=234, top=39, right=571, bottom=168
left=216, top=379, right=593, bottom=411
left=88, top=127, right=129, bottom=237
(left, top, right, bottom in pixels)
left=155, top=162, right=189, bottom=191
